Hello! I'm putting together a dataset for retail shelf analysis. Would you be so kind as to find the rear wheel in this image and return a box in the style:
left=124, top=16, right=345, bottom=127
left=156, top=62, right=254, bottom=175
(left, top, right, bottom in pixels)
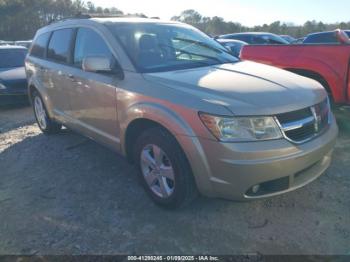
left=133, top=127, right=198, bottom=208
left=32, top=90, right=62, bottom=134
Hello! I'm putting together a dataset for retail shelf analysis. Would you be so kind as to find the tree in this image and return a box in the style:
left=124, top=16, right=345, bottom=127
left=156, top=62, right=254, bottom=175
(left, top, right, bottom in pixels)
left=171, top=9, right=350, bottom=37
left=172, top=9, right=202, bottom=26
left=0, top=0, right=123, bottom=40
left=86, top=1, right=95, bottom=13
left=1, top=4, right=350, bottom=41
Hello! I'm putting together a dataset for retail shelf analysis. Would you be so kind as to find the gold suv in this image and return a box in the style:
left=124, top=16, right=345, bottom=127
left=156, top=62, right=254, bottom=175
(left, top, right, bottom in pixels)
left=25, top=17, right=338, bottom=208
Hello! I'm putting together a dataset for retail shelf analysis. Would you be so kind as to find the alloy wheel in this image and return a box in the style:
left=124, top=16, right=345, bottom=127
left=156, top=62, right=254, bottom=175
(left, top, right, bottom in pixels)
left=140, top=144, right=175, bottom=198
left=34, top=96, right=47, bottom=130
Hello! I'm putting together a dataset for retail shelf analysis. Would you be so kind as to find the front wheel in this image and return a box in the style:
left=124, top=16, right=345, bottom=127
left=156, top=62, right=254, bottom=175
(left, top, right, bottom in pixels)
left=133, top=127, right=198, bottom=208
left=32, top=90, right=62, bottom=134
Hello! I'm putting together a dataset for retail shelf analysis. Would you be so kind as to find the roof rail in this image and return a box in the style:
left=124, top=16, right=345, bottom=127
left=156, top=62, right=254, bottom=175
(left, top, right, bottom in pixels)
left=48, top=13, right=90, bottom=24
left=49, top=13, right=149, bottom=25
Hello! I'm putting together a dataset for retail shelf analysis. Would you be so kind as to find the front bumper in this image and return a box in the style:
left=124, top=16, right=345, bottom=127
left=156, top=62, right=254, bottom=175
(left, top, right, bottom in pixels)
left=179, top=116, right=338, bottom=200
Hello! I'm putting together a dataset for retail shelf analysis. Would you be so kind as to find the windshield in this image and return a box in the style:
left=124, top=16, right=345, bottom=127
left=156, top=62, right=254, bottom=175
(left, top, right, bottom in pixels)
left=106, top=22, right=238, bottom=73
left=0, top=49, right=27, bottom=68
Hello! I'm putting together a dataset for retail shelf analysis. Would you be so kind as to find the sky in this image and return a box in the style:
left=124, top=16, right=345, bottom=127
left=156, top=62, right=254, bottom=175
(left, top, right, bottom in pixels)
left=90, top=0, right=350, bottom=27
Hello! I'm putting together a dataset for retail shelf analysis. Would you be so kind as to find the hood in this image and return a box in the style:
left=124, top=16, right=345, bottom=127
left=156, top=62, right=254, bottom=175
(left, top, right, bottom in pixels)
left=0, top=67, right=26, bottom=82
left=143, top=61, right=327, bottom=115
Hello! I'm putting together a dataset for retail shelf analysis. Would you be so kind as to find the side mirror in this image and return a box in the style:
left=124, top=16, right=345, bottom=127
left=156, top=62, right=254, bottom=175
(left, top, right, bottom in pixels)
left=82, top=56, right=113, bottom=73
left=82, top=56, right=124, bottom=79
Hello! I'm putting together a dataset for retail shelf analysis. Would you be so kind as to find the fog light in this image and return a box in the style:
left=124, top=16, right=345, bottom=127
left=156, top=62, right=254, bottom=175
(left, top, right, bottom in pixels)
left=252, top=185, right=260, bottom=194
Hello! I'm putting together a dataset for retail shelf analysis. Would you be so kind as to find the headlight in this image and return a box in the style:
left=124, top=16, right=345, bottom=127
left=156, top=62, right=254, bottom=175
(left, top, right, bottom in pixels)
left=0, top=83, right=6, bottom=90
left=199, top=113, right=283, bottom=142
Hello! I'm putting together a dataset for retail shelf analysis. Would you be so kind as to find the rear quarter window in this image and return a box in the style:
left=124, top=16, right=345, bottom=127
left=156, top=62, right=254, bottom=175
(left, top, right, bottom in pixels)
left=47, top=28, right=74, bottom=63
left=30, top=32, right=51, bottom=58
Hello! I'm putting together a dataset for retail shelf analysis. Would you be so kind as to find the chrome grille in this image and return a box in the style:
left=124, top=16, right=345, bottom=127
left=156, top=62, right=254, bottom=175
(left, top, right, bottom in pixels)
left=276, top=98, right=330, bottom=144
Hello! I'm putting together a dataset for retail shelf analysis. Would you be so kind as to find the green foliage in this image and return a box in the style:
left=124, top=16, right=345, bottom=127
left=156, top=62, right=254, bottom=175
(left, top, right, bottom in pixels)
left=171, top=9, right=350, bottom=37
left=0, top=0, right=123, bottom=40
left=1, top=3, right=350, bottom=41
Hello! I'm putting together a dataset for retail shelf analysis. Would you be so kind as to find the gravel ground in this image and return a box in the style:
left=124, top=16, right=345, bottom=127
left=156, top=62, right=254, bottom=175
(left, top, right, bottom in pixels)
left=0, top=105, right=349, bottom=255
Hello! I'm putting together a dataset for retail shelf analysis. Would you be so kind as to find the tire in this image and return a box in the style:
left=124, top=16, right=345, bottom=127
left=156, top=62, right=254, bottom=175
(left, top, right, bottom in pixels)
left=133, top=127, right=198, bottom=208
left=31, top=90, right=62, bottom=134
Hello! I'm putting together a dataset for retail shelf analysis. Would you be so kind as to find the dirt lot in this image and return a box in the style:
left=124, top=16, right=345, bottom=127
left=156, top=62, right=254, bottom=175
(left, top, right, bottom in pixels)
left=0, top=105, right=349, bottom=255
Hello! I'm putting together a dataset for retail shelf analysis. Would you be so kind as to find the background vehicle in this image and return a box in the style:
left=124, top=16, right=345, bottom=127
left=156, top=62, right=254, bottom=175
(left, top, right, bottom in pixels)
left=303, top=29, right=350, bottom=44
left=0, top=45, right=28, bottom=106
left=15, top=40, right=32, bottom=49
left=240, top=30, right=350, bottom=105
left=216, top=39, right=247, bottom=57
left=26, top=17, right=337, bottom=208
left=280, top=35, right=296, bottom=43
left=293, top=37, right=305, bottom=44
left=217, top=32, right=289, bottom=45
left=0, top=40, right=15, bottom=46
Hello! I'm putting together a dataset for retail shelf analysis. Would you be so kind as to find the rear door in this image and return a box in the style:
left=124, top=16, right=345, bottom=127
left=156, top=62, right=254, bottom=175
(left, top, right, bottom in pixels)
left=46, top=28, right=75, bottom=118
left=67, top=27, right=119, bottom=147
left=26, top=32, right=51, bottom=97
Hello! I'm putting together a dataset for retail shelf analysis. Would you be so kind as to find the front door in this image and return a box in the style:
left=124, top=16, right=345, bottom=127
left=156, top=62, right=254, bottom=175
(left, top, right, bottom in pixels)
left=68, top=27, right=120, bottom=149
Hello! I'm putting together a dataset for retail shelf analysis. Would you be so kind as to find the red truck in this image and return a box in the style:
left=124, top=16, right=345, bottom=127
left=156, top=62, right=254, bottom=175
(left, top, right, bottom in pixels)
left=240, top=29, right=350, bottom=105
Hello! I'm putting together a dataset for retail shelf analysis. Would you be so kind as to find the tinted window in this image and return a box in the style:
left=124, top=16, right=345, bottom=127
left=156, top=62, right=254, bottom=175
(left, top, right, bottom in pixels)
left=266, top=35, right=289, bottom=44
left=221, top=42, right=245, bottom=57
left=74, top=28, right=113, bottom=67
left=251, top=35, right=288, bottom=45
left=252, top=36, right=267, bottom=44
left=0, top=49, right=27, bottom=68
left=30, top=32, right=50, bottom=58
left=47, top=29, right=74, bottom=63
left=226, top=34, right=252, bottom=43
left=304, top=32, right=338, bottom=44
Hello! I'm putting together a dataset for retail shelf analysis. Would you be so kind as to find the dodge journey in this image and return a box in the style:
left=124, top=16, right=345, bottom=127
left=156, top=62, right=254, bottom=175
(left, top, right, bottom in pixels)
left=25, top=17, right=338, bottom=208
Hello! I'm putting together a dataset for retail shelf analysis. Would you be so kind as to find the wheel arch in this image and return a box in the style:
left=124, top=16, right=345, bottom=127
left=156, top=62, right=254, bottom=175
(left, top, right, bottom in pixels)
left=284, top=68, right=331, bottom=95
left=122, top=102, right=195, bottom=155
left=28, top=84, right=38, bottom=103
left=121, top=102, right=196, bottom=156
left=124, top=118, right=170, bottom=162
left=120, top=102, right=214, bottom=196
left=27, top=78, right=55, bottom=118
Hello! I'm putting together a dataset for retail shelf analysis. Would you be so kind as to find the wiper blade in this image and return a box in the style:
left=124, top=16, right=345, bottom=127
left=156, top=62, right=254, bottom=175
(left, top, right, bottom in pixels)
left=159, top=43, right=222, bottom=63
left=174, top=37, right=232, bottom=55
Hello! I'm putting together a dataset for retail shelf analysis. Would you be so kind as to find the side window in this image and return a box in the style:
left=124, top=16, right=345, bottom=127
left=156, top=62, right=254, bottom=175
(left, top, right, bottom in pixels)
left=232, top=35, right=251, bottom=43
left=30, top=32, right=51, bottom=58
left=304, top=33, right=338, bottom=44
left=74, top=28, right=113, bottom=68
left=253, top=36, right=267, bottom=44
left=318, top=33, right=338, bottom=43
left=231, top=35, right=244, bottom=41
left=47, top=29, right=74, bottom=63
